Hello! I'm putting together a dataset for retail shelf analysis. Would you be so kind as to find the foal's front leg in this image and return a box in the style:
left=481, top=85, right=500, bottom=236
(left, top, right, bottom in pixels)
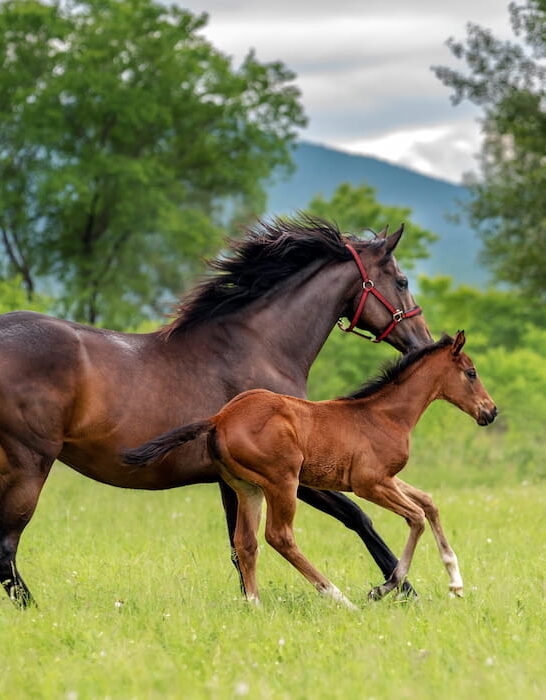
left=354, top=479, right=426, bottom=600
left=395, top=478, right=463, bottom=597
left=297, top=487, right=417, bottom=597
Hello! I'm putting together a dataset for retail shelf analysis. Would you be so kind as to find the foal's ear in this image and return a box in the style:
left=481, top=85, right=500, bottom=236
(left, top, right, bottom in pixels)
left=451, top=330, right=466, bottom=356
left=383, top=223, right=404, bottom=255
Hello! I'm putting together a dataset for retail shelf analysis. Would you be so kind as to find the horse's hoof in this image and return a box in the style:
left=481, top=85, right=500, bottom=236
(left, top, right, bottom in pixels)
left=367, top=586, right=384, bottom=601
left=398, top=581, right=419, bottom=599
left=449, top=586, right=464, bottom=598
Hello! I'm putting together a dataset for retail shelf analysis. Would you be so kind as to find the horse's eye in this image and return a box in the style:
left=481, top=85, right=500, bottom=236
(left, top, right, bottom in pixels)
left=465, top=368, right=477, bottom=381
left=396, top=277, right=408, bottom=290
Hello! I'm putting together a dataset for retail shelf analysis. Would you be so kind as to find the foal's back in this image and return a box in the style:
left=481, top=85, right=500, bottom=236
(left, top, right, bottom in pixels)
left=212, top=389, right=387, bottom=492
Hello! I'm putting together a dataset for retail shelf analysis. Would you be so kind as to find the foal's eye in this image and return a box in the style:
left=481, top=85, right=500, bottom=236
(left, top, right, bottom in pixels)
left=465, top=368, right=477, bottom=381
left=396, top=277, right=408, bottom=290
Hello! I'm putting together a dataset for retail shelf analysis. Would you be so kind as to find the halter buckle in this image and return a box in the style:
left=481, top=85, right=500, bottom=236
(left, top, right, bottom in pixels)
left=363, top=280, right=374, bottom=290
left=393, top=309, right=404, bottom=323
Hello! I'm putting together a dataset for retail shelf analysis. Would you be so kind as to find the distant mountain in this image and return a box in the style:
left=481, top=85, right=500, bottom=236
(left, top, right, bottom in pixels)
left=265, top=141, right=489, bottom=287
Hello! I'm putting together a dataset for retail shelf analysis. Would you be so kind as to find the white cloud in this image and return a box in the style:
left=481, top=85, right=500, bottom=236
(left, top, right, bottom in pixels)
left=333, top=120, right=483, bottom=182
left=179, top=1, right=514, bottom=182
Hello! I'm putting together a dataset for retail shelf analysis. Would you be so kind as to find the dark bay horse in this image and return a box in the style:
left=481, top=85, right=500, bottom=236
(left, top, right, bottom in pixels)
left=125, top=332, right=497, bottom=608
left=0, top=216, right=431, bottom=607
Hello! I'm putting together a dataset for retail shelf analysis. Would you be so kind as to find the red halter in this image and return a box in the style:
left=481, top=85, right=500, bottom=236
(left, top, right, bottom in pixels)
left=337, top=244, right=423, bottom=343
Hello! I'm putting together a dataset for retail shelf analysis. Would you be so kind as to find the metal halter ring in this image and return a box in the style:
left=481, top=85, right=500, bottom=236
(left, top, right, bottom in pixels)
left=338, top=243, right=423, bottom=343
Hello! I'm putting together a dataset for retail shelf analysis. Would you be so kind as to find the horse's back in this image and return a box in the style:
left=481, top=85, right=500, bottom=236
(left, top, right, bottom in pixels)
left=0, top=311, right=147, bottom=458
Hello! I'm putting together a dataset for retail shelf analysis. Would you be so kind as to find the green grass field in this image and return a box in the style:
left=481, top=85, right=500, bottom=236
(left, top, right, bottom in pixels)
left=1, top=426, right=545, bottom=700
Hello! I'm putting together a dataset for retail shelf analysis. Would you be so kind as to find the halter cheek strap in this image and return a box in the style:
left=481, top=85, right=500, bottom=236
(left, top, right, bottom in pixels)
left=337, top=244, right=422, bottom=343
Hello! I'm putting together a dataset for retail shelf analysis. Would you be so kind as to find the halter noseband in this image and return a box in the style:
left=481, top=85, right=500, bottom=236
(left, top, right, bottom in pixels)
left=337, top=244, right=422, bottom=343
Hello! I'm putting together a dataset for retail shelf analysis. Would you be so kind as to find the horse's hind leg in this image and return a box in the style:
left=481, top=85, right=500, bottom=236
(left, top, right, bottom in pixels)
left=264, top=481, right=357, bottom=610
left=0, top=450, right=52, bottom=608
left=218, top=479, right=246, bottom=594
left=395, top=478, right=463, bottom=597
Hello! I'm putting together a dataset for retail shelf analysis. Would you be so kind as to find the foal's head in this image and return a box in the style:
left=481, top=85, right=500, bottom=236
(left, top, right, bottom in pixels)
left=437, top=331, right=497, bottom=426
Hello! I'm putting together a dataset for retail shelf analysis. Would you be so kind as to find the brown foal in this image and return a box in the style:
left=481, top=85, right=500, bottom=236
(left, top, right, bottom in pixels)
left=125, top=331, right=497, bottom=608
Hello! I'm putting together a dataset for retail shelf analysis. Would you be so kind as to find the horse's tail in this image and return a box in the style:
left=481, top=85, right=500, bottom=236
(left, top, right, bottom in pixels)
left=123, top=419, right=214, bottom=467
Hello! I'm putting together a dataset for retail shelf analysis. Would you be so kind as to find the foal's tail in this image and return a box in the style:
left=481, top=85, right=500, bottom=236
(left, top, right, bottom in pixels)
left=123, top=419, right=214, bottom=467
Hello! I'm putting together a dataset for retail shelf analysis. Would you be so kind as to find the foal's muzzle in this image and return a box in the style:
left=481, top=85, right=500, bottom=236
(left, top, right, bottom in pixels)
left=477, top=405, right=498, bottom=426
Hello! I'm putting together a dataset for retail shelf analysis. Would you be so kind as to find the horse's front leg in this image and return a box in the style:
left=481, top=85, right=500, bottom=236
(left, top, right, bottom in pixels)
left=395, top=478, right=463, bottom=597
left=0, top=454, right=52, bottom=609
left=297, top=486, right=417, bottom=597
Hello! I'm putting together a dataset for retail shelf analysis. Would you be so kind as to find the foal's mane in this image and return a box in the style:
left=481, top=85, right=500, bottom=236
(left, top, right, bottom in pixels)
left=160, top=214, right=379, bottom=337
left=341, top=335, right=453, bottom=401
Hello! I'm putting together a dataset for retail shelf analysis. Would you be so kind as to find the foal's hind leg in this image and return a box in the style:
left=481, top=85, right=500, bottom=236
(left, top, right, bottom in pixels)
left=232, top=483, right=264, bottom=605
left=0, top=454, right=51, bottom=608
left=395, top=478, right=463, bottom=597
left=264, top=481, right=357, bottom=610
left=218, top=471, right=263, bottom=603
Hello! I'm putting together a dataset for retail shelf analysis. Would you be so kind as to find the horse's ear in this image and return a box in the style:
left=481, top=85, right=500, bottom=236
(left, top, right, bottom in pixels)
left=377, top=224, right=389, bottom=239
left=452, top=330, right=466, bottom=356
left=383, top=223, right=404, bottom=255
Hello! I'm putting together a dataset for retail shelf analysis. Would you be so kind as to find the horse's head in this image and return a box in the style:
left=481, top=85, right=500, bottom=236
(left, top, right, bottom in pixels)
left=438, top=331, right=497, bottom=426
left=342, top=225, right=432, bottom=353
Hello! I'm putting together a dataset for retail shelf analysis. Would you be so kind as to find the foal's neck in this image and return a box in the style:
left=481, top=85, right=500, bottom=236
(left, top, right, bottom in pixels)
left=359, top=355, right=444, bottom=433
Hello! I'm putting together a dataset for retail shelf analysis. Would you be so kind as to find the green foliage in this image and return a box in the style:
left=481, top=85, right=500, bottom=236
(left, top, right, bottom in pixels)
left=434, top=1, right=546, bottom=298
left=0, top=276, right=51, bottom=314
left=418, top=276, right=546, bottom=351
left=306, top=182, right=437, bottom=267
left=0, top=0, right=306, bottom=326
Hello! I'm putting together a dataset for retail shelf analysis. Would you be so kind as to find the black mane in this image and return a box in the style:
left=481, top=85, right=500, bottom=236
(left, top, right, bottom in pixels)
left=341, top=335, right=453, bottom=401
left=161, top=214, right=380, bottom=337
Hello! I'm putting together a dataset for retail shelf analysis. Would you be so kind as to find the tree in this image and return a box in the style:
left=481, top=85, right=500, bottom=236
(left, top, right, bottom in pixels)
left=0, top=0, right=306, bottom=326
left=305, top=182, right=436, bottom=400
left=306, top=182, right=436, bottom=267
left=0, top=276, right=51, bottom=315
left=417, top=276, right=546, bottom=351
left=433, top=1, right=546, bottom=299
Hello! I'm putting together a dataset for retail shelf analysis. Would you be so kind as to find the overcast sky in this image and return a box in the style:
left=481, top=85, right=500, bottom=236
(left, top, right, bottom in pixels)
left=181, top=1, right=514, bottom=183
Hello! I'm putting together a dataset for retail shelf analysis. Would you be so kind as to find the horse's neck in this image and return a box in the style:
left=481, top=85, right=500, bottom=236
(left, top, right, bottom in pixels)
left=361, top=357, right=443, bottom=434
left=240, top=260, right=354, bottom=379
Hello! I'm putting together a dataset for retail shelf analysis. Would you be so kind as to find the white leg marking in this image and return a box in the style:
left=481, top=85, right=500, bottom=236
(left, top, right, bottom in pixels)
left=246, top=594, right=261, bottom=607
left=444, top=553, right=464, bottom=597
left=320, top=584, right=358, bottom=611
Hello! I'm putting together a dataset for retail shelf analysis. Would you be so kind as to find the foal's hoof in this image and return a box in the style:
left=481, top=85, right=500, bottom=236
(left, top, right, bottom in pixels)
left=449, top=586, right=464, bottom=598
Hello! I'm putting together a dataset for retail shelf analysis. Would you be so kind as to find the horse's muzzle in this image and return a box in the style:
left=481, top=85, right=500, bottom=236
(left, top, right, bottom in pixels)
left=477, top=405, right=498, bottom=426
